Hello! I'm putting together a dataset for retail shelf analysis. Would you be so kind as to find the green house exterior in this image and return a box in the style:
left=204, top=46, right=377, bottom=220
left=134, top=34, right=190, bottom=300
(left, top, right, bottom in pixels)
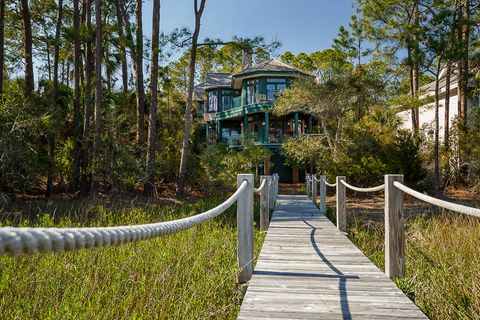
left=195, top=59, right=316, bottom=183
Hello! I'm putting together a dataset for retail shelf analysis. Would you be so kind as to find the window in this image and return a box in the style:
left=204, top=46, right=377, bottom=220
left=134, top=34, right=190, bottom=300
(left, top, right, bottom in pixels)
left=246, top=79, right=259, bottom=105
left=208, top=91, right=218, bottom=112
left=266, top=78, right=287, bottom=102
left=267, top=78, right=286, bottom=83
left=222, top=95, right=232, bottom=111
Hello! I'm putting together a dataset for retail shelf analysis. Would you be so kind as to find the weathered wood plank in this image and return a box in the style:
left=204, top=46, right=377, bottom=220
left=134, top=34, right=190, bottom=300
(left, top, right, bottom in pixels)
left=238, top=194, right=426, bottom=319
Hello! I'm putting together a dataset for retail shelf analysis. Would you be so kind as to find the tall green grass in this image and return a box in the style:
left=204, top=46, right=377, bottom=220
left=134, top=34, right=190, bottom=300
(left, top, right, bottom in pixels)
left=0, top=195, right=265, bottom=319
left=344, top=211, right=480, bottom=320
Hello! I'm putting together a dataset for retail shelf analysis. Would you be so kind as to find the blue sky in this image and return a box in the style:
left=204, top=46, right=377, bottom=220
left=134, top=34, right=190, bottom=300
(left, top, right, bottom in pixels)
left=144, top=0, right=357, bottom=58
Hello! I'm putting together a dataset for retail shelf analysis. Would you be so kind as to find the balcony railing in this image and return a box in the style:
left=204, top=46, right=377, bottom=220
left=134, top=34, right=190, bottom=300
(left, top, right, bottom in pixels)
left=233, top=97, right=242, bottom=108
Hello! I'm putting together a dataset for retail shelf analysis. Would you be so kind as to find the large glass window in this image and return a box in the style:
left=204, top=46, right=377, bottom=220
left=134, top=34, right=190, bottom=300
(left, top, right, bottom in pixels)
left=222, top=95, right=232, bottom=111
left=207, top=91, right=218, bottom=112
left=266, top=78, right=287, bottom=102
left=246, top=79, right=259, bottom=105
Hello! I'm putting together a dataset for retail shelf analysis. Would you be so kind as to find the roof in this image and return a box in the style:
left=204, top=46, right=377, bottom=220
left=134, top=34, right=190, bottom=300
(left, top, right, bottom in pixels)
left=233, top=59, right=309, bottom=77
left=193, top=85, right=205, bottom=101
left=204, top=73, right=232, bottom=89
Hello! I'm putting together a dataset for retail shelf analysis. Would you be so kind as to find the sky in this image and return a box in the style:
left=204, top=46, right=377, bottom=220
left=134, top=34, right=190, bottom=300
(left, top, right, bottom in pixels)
left=144, top=0, right=357, bottom=58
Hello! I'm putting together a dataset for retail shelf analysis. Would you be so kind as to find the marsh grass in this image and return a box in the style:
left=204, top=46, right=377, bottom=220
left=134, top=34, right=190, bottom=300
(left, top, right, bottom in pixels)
left=341, top=209, right=480, bottom=320
left=0, top=195, right=265, bottom=319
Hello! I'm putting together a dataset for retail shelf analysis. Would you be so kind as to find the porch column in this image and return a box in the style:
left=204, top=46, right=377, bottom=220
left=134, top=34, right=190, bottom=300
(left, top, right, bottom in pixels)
left=206, top=123, right=209, bottom=144
left=243, top=114, right=248, bottom=135
left=217, top=120, right=222, bottom=142
left=264, top=112, right=269, bottom=143
left=294, top=112, right=299, bottom=136
left=308, top=116, right=312, bottom=134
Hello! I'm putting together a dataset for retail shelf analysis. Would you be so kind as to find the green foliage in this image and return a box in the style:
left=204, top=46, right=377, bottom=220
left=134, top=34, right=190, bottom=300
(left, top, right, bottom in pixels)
left=0, top=80, right=53, bottom=192
left=201, top=139, right=271, bottom=188
left=281, top=135, right=328, bottom=168
left=275, top=53, right=425, bottom=186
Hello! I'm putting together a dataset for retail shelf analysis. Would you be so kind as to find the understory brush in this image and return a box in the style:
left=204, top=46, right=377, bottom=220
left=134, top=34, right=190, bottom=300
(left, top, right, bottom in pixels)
left=0, top=195, right=264, bottom=319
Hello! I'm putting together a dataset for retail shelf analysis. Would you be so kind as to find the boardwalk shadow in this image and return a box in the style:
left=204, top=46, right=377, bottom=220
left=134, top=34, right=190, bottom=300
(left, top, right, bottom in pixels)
left=303, top=218, right=358, bottom=320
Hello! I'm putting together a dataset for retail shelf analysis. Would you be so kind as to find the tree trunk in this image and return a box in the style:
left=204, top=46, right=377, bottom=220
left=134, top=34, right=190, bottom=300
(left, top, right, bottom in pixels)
left=72, top=0, right=82, bottom=192
left=66, top=60, right=70, bottom=88
left=143, top=0, right=161, bottom=196
left=434, top=62, right=441, bottom=192
left=20, top=0, right=34, bottom=94
left=135, top=0, right=145, bottom=146
left=0, top=0, right=4, bottom=95
left=176, top=0, right=207, bottom=198
left=408, top=48, right=419, bottom=133
left=444, top=63, right=452, bottom=149
left=115, top=0, right=128, bottom=93
left=91, top=0, right=103, bottom=195
left=408, top=1, right=420, bottom=134
left=82, top=0, right=93, bottom=195
left=46, top=0, right=64, bottom=198
left=459, top=0, right=470, bottom=125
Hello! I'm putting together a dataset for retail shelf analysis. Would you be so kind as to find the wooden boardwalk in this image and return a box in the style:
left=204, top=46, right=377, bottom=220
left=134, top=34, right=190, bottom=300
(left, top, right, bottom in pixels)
left=238, top=195, right=427, bottom=320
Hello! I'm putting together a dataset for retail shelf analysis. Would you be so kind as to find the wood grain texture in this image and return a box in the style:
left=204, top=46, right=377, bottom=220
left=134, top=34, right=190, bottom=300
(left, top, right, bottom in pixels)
left=320, top=175, right=326, bottom=214
left=238, top=194, right=426, bottom=319
left=385, top=175, right=405, bottom=279
left=237, top=174, right=254, bottom=283
left=260, top=175, right=271, bottom=231
left=336, top=176, right=346, bottom=232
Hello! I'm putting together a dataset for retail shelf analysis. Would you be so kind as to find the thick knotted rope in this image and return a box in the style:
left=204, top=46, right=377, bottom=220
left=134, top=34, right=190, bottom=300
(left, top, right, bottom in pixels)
left=322, top=177, right=337, bottom=188
left=340, top=180, right=385, bottom=193
left=0, top=181, right=248, bottom=257
left=393, top=181, right=480, bottom=218
left=254, top=179, right=267, bottom=194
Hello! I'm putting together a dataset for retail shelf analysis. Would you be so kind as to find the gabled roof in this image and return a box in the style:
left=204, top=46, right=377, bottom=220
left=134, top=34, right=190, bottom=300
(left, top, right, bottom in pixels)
left=193, top=73, right=232, bottom=100
left=233, top=59, right=309, bottom=77
left=204, top=73, right=232, bottom=89
left=193, top=85, right=205, bottom=101
left=231, top=59, right=309, bottom=89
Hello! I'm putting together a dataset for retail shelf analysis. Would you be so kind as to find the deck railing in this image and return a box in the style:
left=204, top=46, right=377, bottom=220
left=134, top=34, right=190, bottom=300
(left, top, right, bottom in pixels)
left=0, top=174, right=279, bottom=284
left=306, top=173, right=480, bottom=279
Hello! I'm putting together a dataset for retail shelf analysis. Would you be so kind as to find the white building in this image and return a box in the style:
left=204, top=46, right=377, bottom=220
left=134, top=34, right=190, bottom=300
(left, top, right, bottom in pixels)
left=397, top=67, right=479, bottom=140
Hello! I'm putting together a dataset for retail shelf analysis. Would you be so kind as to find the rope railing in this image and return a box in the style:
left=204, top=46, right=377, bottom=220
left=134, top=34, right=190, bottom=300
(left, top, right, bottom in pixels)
left=0, top=181, right=248, bottom=257
left=323, top=178, right=337, bottom=187
left=0, top=173, right=280, bottom=284
left=393, top=181, right=480, bottom=218
left=340, top=180, right=385, bottom=193
left=307, top=173, right=480, bottom=280
left=253, top=179, right=267, bottom=194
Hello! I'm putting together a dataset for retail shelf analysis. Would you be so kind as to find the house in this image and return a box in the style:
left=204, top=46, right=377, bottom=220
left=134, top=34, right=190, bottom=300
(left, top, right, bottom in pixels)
left=397, top=66, right=480, bottom=140
left=195, top=59, right=317, bottom=183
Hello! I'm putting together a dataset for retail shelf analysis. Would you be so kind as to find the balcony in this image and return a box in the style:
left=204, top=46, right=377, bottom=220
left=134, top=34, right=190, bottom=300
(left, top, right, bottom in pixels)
left=233, top=96, right=242, bottom=108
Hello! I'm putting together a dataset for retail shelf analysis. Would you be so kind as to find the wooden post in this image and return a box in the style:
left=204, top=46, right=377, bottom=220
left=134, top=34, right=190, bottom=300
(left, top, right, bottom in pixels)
left=385, top=174, right=405, bottom=279
left=312, top=175, right=317, bottom=207
left=305, top=174, right=310, bottom=197
left=320, top=175, right=326, bottom=214
left=336, top=176, right=346, bottom=232
left=260, top=175, right=270, bottom=231
left=237, top=174, right=254, bottom=283
left=273, top=173, right=279, bottom=205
